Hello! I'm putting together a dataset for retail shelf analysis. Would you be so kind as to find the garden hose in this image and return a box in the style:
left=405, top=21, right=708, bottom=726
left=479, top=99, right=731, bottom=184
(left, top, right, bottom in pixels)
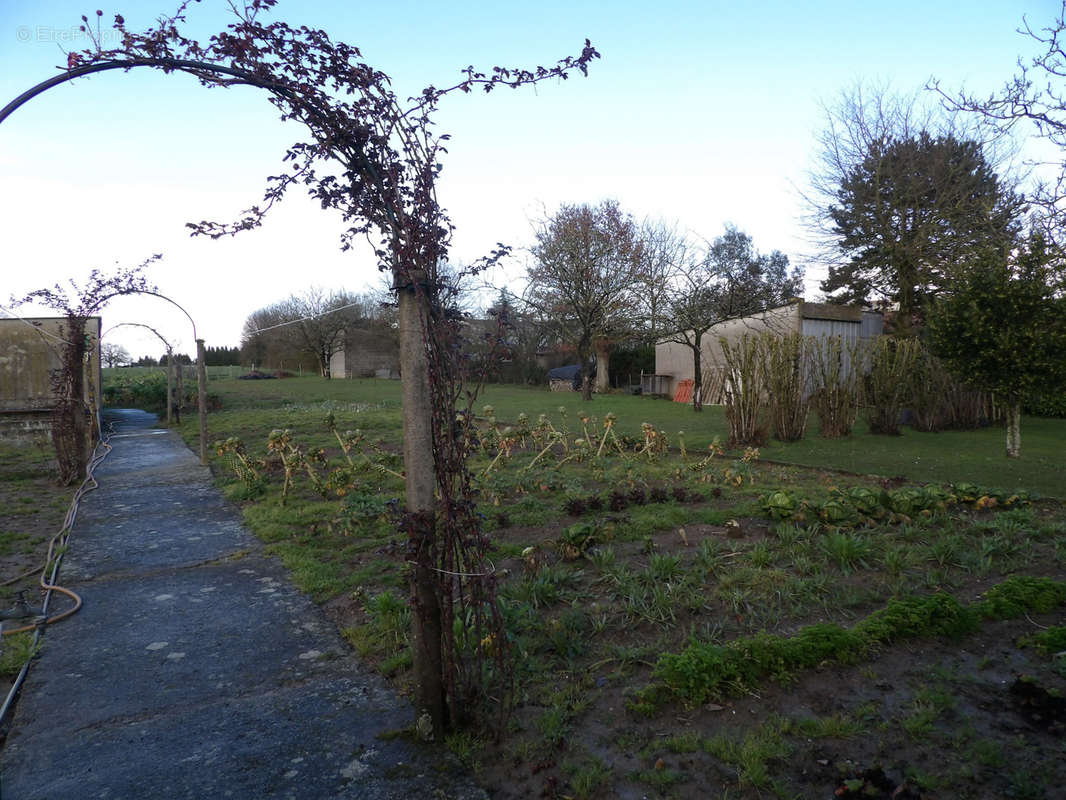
left=0, top=417, right=112, bottom=725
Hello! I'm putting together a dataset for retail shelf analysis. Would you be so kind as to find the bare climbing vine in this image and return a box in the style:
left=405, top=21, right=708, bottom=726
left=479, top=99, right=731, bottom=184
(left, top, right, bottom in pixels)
left=51, top=1, right=598, bottom=733
left=11, top=261, right=155, bottom=485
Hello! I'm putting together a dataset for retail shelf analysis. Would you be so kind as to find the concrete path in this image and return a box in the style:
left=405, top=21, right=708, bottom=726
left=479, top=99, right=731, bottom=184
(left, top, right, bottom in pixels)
left=1, top=409, right=485, bottom=800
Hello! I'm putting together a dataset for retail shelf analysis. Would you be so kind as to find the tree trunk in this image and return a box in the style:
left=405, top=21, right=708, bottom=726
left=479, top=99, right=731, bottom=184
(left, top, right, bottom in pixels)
left=577, top=344, right=593, bottom=401
left=68, top=337, right=89, bottom=483
left=196, top=339, right=208, bottom=466
left=1005, top=401, right=1021, bottom=458
left=594, top=341, right=611, bottom=394
left=691, top=335, right=703, bottom=413
left=397, top=271, right=446, bottom=738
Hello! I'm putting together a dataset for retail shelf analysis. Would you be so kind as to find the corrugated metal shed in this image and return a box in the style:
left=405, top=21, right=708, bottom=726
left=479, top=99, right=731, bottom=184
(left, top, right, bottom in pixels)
left=860, top=311, right=883, bottom=340
left=801, top=317, right=862, bottom=343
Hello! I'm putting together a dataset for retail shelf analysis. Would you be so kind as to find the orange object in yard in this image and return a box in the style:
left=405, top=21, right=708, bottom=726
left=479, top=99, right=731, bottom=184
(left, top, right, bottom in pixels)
left=673, top=379, right=694, bottom=403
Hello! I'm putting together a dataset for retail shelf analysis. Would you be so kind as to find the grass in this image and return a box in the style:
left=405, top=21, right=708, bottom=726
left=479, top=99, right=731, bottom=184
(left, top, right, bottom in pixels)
left=103, top=371, right=1066, bottom=498
left=94, top=371, right=1066, bottom=798
left=0, top=440, right=73, bottom=612
left=0, top=632, right=39, bottom=678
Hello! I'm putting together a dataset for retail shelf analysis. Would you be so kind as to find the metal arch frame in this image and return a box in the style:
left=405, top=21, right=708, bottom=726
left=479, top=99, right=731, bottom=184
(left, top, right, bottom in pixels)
left=0, top=59, right=282, bottom=125
left=101, top=321, right=176, bottom=425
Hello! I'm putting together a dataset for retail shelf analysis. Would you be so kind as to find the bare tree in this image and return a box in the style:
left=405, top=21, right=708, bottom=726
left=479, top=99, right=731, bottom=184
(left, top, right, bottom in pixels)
left=634, top=218, right=687, bottom=344
left=101, top=342, right=131, bottom=368
left=931, top=2, right=1066, bottom=257
left=524, top=200, right=643, bottom=399
left=279, top=288, right=367, bottom=378
left=241, top=289, right=382, bottom=375
left=661, top=226, right=802, bottom=412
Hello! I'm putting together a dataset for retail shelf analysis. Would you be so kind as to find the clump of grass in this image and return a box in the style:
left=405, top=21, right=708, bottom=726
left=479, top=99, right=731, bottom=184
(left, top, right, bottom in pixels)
left=650, top=576, right=1066, bottom=706
left=645, top=552, right=682, bottom=583
left=1020, top=624, right=1066, bottom=656
left=534, top=706, right=570, bottom=749
left=792, top=712, right=860, bottom=739
left=822, top=531, right=873, bottom=573
left=978, top=575, right=1066, bottom=619
left=629, top=765, right=687, bottom=790
left=704, top=719, right=791, bottom=788
left=0, top=632, right=39, bottom=678
left=341, top=589, right=411, bottom=670
left=661, top=731, right=701, bottom=753
left=503, top=565, right=582, bottom=609
left=564, top=756, right=612, bottom=799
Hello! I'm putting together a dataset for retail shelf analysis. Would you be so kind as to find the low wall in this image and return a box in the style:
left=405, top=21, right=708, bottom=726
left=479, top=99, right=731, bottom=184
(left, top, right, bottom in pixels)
left=0, top=409, right=52, bottom=443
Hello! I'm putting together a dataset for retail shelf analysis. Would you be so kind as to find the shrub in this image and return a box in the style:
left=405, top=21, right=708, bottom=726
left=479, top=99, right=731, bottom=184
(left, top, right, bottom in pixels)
left=719, top=334, right=769, bottom=446
left=865, top=337, right=920, bottom=435
left=103, top=371, right=168, bottom=411
left=807, top=335, right=863, bottom=438
left=764, top=333, right=809, bottom=442
left=1024, top=388, right=1066, bottom=418
left=909, top=346, right=994, bottom=431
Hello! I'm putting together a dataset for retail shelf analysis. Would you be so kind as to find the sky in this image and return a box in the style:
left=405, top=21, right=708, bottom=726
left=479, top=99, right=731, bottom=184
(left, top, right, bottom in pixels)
left=0, top=0, right=1057, bottom=358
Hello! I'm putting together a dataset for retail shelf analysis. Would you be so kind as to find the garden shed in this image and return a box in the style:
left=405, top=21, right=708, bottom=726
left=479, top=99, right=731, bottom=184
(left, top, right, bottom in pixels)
left=654, top=301, right=882, bottom=401
left=0, top=316, right=101, bottom=441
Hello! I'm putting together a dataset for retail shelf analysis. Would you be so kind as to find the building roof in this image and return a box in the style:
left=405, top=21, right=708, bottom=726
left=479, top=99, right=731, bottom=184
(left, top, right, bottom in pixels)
left=798, top=302, right=863, bottom=323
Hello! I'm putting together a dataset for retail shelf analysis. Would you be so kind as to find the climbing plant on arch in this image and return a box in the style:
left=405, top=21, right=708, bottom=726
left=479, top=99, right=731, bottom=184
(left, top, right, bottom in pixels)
left=1, top=1, right=598, bottom=736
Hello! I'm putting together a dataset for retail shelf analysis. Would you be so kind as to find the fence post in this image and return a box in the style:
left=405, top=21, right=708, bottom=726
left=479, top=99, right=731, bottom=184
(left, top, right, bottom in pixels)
left=196, top=339, right=208, bottom=466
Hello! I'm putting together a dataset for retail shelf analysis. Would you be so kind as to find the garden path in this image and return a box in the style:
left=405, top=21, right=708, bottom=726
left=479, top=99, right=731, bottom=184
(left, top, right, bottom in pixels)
left=0, top=409, right=483, bottom=800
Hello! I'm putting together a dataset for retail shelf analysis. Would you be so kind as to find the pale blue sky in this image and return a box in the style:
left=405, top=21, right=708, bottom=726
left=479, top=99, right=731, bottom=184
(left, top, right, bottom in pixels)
left=0, top=0, right=1054, bottom=356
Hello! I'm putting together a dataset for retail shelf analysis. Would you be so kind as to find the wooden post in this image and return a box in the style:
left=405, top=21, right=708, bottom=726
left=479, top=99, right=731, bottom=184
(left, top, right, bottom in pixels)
left=196, top=338, right=208, bottom=466
left=174, top=359, right=183, bottom=424
left=165, top=347, right=173, bottom=425
left=396, top=268, right=445, bottom=737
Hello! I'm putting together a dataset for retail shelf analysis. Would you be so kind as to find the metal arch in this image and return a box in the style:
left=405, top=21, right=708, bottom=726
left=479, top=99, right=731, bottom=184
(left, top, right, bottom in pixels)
left=0, top=58, right=282, bottom=126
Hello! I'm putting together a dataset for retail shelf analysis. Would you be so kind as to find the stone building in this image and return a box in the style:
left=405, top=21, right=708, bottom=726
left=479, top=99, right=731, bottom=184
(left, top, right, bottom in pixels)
left=0, top=317, right=102, bottom=441
left=327, top=325, right=400, bottom=379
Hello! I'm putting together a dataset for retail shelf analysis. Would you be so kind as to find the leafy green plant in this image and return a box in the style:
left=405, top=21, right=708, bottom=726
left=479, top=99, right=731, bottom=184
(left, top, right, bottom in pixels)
left=1019, top=624, right=1066, bottom=656
left=558, top=520, right=606, bottom=561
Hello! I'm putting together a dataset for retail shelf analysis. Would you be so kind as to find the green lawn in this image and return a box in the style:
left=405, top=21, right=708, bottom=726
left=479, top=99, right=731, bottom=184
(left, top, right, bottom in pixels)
left=151, top=373, right=1065, bottom=499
